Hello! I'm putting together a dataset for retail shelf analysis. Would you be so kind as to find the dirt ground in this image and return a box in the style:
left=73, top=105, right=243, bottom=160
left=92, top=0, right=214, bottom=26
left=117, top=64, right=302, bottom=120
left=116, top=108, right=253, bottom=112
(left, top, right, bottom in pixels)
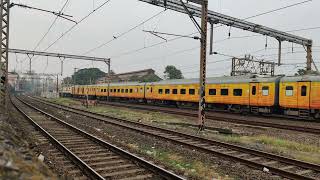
left=0, top=108, right=56, bottom=179
left=32, top=97, right=284, bottom=180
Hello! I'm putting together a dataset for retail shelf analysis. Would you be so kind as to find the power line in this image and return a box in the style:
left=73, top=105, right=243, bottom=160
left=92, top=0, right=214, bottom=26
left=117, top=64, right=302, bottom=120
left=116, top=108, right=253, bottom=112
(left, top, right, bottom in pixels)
left=27, top=0, right=112, bottom=66
left=243, top=0, right=312, bottom=20
left=43, top=0, right=112, bottom=52
left=32, top=0, right=70, bottom=52
left=84, top=9, right=167, bottom=55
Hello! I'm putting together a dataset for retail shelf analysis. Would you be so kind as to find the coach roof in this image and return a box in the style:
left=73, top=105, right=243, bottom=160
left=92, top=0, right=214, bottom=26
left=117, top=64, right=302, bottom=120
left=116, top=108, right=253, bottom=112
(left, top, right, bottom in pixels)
left=147, top=75, right=282, bottom=85
left=280, top=75, right=320, bottom=82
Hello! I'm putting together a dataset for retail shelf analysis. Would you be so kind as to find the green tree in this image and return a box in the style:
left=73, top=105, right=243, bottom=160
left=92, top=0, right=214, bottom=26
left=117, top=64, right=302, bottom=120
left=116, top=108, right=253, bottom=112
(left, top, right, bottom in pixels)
left=72, top=68, right=106, bottom=85
left=140, top=74, right=162, bottom=82
left=164, top=65, right=183, bottom=79
left=62, top=77, right=73, bottom=85
left=295, top=68, right=319, bottom=76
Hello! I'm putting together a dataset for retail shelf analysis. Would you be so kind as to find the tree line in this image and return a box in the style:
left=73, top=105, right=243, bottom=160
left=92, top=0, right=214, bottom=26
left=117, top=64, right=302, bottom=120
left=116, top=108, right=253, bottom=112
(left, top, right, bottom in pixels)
left=63, top=65, right=184, bottom=85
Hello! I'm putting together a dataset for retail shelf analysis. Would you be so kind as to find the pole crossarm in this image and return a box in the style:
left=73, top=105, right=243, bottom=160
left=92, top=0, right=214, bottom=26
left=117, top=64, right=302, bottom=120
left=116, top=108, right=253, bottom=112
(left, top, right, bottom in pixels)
left=139, top=0, right=312, bottom=46
left=8, top=48, right=110, bottom=64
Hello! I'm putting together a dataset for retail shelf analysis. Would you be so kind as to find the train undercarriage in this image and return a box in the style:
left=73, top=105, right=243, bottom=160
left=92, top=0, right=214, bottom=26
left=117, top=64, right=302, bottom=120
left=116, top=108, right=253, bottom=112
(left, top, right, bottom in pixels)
left=61, top=93, right=319, bottom=120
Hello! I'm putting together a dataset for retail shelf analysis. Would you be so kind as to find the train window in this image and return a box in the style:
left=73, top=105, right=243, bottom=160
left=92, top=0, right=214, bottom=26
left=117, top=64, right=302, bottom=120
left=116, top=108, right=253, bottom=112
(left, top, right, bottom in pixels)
left=165, top=89, right=170, bottom=94
left=158, top=89, right=163, bottom=94
left=151, top=88, right=153, bottom=93
left=252, top=86, right=256, bottom=95
left=233, top=89, right=242, bottom=96
left=221, top=89, right=228, bottom=96
left=173, top=89, right=178, bottom=94
left=121, top=89, right=124, bottom=93
left=110, top=89, right=112, bottom=93
left=140, top=88, right=143, bottom=93
left=209, top=89, right=216, bottom=95
left=285, top=86, right=294, bottom=96
left=262, top=86, right=269, bottom=96
left=180, top=89, right=186, bottom=94
left=101, top=89, right=103, bottom=92
left=118, top=89, right=120, bottom=93
left=104, top=89, right=106, bottom=92
left=130, top=89, right=133, bottom=93
left=189, top=89, right=195, bottom=95
left=301, top=86, right=307, bottom=96
left=125, top=89, right=128, bottom=93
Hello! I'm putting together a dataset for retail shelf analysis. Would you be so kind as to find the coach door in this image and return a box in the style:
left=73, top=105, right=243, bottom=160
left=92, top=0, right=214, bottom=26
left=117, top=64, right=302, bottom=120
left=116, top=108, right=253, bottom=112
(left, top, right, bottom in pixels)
left=249, top=83, right=259, bottom=106
left=297, top=82, right=310, bottom=109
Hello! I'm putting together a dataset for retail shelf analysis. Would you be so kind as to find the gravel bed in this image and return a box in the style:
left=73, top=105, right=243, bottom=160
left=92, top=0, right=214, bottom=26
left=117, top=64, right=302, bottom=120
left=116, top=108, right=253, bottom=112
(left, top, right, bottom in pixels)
left=0, top=103, right=56, bottom=179
left=98, top=102, right=320, bottom=147
left=27, top=97, right=281, bottom=180
left=8, top=99, right=85, bottom=179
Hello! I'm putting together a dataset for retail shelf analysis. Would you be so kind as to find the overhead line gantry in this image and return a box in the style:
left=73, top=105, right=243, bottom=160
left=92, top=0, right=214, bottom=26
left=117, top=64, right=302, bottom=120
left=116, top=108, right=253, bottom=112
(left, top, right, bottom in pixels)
left=138, top=0, right=314, bottom=131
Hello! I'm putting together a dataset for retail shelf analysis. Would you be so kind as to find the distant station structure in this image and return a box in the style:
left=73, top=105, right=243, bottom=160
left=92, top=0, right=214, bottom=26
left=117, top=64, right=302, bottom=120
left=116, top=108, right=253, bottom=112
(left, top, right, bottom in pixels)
left=231, top=55, right=276, bottom=77
left=96, top=69, right=161, bottom=84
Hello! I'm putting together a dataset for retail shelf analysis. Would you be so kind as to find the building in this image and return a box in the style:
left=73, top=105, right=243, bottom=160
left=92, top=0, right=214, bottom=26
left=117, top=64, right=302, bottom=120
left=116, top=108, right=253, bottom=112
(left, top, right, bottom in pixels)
left=96, top=69, right=161, bottom=84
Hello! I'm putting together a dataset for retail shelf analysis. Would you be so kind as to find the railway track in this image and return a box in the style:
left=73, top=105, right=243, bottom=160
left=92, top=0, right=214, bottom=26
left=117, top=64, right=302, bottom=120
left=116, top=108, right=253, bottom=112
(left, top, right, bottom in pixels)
left=95, top=100, right=320, bottom=135
left=25, top=96, right=320, bottom=180
left=12, top=96, right=184, bottom=180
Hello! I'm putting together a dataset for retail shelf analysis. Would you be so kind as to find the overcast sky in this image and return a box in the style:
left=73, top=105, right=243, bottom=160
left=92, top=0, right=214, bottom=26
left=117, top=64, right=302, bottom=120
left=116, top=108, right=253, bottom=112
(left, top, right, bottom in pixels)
left=9, top=0, right=320, bottom=79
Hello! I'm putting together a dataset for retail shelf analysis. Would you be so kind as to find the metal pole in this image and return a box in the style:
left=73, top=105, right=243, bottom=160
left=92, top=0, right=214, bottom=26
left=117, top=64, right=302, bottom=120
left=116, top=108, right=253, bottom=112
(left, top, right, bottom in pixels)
left=56, top=74, right=59, bottom=97
left=107, top=61, right=110, bottom=102
left=0, top=0, right=10, bottom=111
left=278, top=40, right=282, bottom=66
left=306, top=45, right=312, bottom=73
left=60, top=58, right=64, bottom=76
left=209, top=22, right=213, bottom=55
left=198, top=0, right=208, bottom=132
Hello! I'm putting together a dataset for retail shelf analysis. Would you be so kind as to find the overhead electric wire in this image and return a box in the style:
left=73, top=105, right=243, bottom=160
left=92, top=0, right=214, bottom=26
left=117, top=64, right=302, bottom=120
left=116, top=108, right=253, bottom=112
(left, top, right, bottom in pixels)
left=111, top=25, right=320, bottom=70
left=43, top=0, right=112, bottom=52
left=27, top=0, right=112, bottom=65
left=111, top=16, right=317, bottom=60
left=32, top=0, right=70, bottom=52
left=84, top=9, right=166, bottom=55
left=243, top=0, right=312, bottom=20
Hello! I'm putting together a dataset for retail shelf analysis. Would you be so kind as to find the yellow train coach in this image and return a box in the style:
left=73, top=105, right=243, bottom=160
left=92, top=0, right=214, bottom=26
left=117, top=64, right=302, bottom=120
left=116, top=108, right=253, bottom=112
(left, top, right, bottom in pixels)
left=145, top=76, right=281, bottom=113
left=280, top=75, right=320, bottom=118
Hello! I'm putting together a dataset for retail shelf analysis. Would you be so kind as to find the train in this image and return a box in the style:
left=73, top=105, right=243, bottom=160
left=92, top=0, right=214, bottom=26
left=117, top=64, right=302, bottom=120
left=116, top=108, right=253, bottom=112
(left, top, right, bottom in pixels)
left=60, top=75, right=320, bottom=119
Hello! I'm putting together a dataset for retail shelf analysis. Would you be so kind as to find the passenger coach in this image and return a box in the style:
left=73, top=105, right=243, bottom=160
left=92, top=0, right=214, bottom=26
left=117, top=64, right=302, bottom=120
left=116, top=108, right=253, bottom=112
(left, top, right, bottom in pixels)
left=280, top=75, right=320, bottom=118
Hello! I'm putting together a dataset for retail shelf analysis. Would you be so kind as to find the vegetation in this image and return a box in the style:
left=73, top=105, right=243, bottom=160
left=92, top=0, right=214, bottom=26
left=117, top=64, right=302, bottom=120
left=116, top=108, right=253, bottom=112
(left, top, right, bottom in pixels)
left=295, top=68, right=319, bottom=76
left=217, top=135, right=320, bottom=164
left=48, top=97, right=320, bottom=165
left=71, top=68, right=106, bottom=85
left=164, top=65, right=183, bottom=79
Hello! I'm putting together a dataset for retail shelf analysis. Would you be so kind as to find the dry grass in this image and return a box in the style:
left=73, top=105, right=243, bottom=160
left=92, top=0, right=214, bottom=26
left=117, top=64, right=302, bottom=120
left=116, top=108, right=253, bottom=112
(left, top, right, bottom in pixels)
left=50, top=98, right=320, bottom=165
left=137, top=144, right=232, bottom=180
left=217, top=135, right=320, bottom=164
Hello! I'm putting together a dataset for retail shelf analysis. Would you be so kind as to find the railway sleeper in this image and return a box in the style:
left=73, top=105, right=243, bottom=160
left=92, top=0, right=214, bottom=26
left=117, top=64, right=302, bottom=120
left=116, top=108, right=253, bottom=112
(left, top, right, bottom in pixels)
left=118, top=174, right=154, bottom=180
left=100, top=168, right=147, bottom=179
left=77, top=152, right=114, bottom=158
left=95, top=164, right=136, bottom=172
left=88, top=159, right=127, bottom=168
left=82, top=156, right=120, bottom=163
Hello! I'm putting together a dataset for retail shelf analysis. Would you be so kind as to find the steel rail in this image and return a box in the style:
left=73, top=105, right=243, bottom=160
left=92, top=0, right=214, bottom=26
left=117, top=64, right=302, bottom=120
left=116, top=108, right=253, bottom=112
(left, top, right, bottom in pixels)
left=96, top=100, right=320, bottom=135
left=15, top=96, right=185, bottom=180
left=10, top=96, right=103, bottom=180
left=27, top=96, right=320, bottom=180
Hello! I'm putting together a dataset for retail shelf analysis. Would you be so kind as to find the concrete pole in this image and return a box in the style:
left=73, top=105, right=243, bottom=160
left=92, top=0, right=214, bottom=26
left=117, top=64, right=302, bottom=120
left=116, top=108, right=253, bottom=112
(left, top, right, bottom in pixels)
left=198, top=0, right=208, bottom=132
